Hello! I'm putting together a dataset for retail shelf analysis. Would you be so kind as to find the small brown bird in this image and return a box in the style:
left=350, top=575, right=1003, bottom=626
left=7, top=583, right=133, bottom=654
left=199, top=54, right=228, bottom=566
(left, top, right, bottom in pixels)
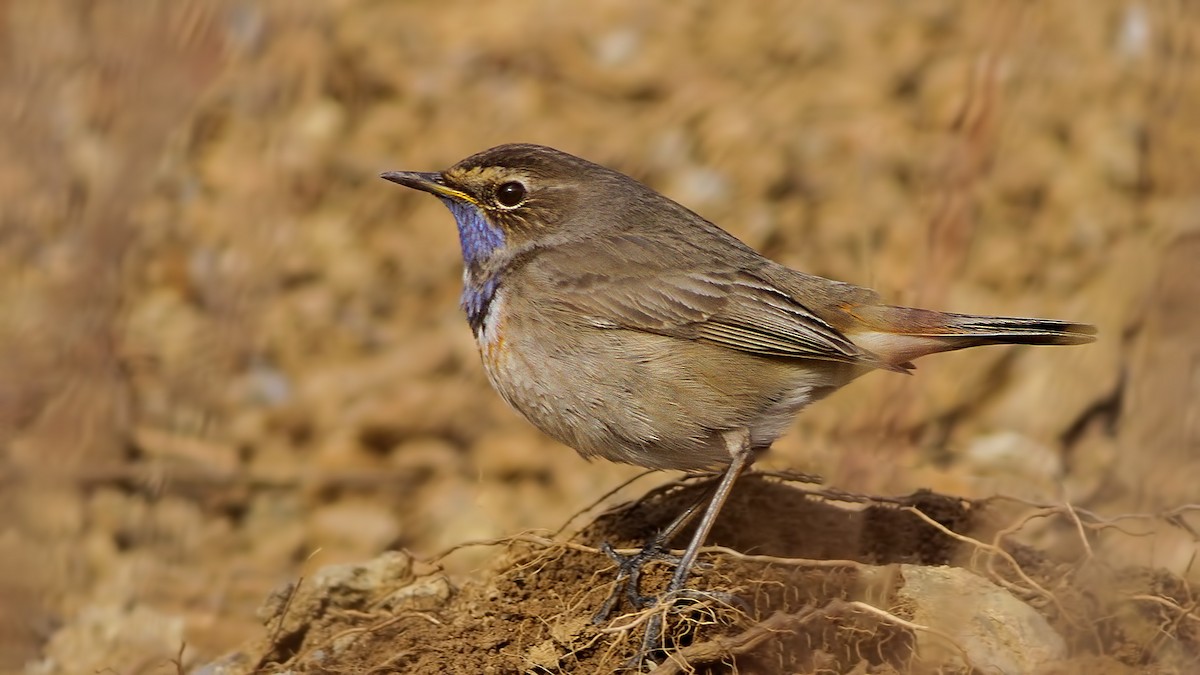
left=381, top=143, right=1095, bottom=614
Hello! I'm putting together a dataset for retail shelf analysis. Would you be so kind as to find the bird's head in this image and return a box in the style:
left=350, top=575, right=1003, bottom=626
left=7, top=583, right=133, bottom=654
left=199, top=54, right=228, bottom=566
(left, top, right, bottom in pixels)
left=381, top=143, right=621, bottom=267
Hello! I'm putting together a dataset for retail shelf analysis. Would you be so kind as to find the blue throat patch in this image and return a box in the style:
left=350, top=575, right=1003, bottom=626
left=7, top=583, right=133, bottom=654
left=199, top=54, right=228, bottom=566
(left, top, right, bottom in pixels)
left=441, top=198, right=506, bottom=266
left=440, top=198, right=505, bottom=332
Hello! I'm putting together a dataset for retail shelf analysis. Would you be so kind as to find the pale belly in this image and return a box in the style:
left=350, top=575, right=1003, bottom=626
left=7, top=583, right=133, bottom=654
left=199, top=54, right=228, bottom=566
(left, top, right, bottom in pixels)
left=472, top=289, right=858, bottom=472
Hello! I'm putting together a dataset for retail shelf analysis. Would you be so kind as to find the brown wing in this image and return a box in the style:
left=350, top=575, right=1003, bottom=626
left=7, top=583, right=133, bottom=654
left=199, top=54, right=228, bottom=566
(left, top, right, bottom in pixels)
left=522, top=231, right=885, bottom=367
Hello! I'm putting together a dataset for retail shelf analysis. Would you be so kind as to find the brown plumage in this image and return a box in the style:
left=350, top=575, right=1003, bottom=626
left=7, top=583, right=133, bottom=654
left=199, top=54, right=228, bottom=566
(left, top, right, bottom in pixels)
left=381, top=143, right=1096, bottom=618
left=382, top=144, right=1094, bottom=470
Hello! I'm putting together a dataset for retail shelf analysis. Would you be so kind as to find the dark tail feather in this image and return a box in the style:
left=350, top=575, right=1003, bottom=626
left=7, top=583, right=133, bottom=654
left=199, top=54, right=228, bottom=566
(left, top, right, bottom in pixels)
left=845, top=305, right=1096, bottom=365
left=922, top=310, right=1097, bottom=347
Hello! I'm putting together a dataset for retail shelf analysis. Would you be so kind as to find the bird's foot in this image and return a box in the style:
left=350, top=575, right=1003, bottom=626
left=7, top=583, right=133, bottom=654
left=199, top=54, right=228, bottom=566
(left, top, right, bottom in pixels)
left=591, top=540, right=682, bottom=624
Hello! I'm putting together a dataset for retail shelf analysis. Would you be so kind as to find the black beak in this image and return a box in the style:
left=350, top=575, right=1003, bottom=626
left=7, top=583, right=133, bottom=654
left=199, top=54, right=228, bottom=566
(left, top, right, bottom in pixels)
left=380, top=171, right=474, bottom=204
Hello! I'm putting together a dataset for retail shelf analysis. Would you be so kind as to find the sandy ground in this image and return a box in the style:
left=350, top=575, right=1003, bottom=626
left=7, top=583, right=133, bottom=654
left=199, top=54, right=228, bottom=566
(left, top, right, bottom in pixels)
left=1, top=1, right=1198, bottom=673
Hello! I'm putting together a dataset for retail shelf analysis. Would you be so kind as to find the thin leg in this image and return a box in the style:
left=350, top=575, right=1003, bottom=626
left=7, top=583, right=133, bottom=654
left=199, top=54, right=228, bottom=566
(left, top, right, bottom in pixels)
left=592, top=484, right=712, bottom=623
left=639, top=431, right=754, bottom=661
left=642, top=489, right=710, bottom=556
left=665, top=433, right=753, bottom=595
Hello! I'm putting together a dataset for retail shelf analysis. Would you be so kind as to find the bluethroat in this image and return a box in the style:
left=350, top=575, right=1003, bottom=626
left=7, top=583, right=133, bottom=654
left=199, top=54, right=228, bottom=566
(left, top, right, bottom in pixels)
left=381, top=143, right=1095, bottom=623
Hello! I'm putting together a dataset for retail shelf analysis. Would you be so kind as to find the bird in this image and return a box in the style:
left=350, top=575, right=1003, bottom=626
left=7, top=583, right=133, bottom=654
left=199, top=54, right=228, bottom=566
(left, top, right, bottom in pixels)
left=380, top=143, right=1095, bottom=622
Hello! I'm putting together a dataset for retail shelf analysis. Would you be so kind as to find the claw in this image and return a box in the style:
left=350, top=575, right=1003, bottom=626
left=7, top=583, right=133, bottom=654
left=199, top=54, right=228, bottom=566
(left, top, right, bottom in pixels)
left=591, top=540, right=683, bottom=623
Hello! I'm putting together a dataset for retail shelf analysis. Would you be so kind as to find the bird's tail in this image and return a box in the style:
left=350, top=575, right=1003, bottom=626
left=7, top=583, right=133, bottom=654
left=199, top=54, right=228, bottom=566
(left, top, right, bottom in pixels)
left=845, top=305, right=1097, bottom=368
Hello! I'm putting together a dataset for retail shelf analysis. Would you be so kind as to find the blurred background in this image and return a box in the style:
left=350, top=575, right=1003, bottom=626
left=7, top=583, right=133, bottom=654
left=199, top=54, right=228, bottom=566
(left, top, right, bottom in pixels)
left=1, top=0, right=1197, bottom=671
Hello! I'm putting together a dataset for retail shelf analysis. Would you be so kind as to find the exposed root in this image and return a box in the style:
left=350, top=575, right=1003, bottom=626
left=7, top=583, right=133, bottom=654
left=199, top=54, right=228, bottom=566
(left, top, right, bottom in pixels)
left=650, top=608, right=819, bottom=674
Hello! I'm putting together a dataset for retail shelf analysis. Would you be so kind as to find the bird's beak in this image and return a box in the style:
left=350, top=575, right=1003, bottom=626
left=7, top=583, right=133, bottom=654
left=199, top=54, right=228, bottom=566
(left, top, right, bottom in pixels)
left=380, top=170, right=476, bottom=205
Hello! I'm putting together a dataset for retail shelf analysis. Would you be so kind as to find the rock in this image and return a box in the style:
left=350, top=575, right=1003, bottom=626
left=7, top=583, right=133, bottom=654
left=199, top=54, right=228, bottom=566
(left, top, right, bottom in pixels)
left=895, top=565, right=1066, bottom=673
left=28, top=604, right=185, bottom=675
left=308, top=499, right=403, bottom=562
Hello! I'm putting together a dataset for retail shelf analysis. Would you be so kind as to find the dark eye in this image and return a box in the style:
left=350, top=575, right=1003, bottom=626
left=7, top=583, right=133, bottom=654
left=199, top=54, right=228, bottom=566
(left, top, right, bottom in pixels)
left=495, top=181, right=527, bottom=207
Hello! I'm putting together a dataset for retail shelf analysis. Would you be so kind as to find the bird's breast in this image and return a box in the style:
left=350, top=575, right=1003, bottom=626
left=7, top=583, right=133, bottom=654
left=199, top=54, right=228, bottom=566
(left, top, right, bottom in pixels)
left=462, top=268, right=501, bottom=336
left=472, top=288, right=549, bottom=429
left=471, top=284, right=510, bottom=377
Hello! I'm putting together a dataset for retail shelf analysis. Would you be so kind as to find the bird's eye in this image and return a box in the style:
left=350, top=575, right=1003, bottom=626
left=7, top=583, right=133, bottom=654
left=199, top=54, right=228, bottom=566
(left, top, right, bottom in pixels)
left=495, top=181, right=527, bottom=207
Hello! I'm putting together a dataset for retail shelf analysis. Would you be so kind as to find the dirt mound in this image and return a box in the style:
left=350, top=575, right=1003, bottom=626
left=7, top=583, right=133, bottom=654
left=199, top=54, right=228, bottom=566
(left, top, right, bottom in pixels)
left=208, top=475, right=1199, bottom=673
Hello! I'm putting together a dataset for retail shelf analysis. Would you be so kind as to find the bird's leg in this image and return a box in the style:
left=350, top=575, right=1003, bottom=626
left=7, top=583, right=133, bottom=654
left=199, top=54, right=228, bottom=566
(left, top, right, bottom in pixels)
left=592, top=490, right=709, bottom=623
left=639, top=430, right=754, bottom=660
left=666, top=430, right=752, bottom=596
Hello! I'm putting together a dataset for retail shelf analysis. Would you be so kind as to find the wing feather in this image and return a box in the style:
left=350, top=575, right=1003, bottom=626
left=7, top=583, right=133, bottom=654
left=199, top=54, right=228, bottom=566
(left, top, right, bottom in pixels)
left=524, top=232, right=881, bottom=367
